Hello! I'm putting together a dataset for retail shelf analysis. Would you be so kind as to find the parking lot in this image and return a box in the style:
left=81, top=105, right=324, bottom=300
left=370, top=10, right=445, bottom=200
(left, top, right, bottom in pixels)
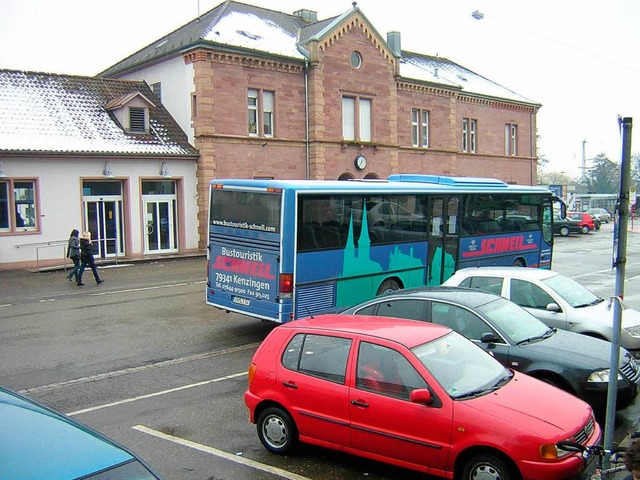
left=1, top=221, right=639, bottom=479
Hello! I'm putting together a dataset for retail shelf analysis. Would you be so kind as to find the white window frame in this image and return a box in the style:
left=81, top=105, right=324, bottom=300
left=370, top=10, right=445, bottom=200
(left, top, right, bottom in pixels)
left=505, top=123, right=517, bottom=156
left=462, top=118, right=477, bottom=153
left=248, top=89, right=275, bottom=137
left=342, top=95, right=372, bottom=142
left=412, top=109, right=429, bottom=147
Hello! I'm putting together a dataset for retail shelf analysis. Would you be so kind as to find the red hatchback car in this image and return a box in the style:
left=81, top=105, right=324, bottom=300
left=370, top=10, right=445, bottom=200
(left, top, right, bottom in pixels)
left=568, top=211, right=596, bottom=234
left=245, top=315, right=600, bottom=480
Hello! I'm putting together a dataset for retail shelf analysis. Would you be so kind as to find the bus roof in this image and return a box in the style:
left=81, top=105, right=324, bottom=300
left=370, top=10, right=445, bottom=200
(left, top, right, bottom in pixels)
left=209, top=175, right=552, bottom=195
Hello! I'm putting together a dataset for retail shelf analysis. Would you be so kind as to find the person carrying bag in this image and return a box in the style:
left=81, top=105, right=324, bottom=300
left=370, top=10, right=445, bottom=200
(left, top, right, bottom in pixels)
left=66, top=229, right=81, bottom=282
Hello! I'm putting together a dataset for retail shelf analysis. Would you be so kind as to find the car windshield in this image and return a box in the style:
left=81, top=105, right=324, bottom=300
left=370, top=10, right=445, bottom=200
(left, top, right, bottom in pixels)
left=542, top=274, right=602, bottom=308
left=476, top=297, right=551, bottom=343
left=412, top=331, right=510, bottom=399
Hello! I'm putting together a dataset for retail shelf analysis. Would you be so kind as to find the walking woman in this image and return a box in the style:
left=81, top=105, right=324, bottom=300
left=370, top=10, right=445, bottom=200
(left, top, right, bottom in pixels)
left=77, top=231, right=104, bottom=286
left=66, top=229, right=81, bottom=282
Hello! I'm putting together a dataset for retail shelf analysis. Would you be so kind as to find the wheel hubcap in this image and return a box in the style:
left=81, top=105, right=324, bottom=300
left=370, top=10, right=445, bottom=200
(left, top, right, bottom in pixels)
left=471, top=464, right=502, bottom=480
left=264, top=416, right=287, bottom=447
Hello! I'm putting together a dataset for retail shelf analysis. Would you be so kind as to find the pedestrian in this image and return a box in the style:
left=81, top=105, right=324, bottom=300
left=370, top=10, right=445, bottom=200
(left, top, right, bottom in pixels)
left=77, top=231, right=104, bottom=286
left=623, top=438, right=640, bottom=480
left=66, top=229, right=81, bottom=282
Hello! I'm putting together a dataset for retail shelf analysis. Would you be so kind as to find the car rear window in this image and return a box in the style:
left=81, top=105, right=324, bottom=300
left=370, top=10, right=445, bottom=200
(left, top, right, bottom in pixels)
left=282, top=333, right=351, bottom=384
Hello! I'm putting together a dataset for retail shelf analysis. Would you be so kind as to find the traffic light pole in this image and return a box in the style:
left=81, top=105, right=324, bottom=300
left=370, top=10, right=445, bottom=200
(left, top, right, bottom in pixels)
left=603, top=117, right=633, bottom=452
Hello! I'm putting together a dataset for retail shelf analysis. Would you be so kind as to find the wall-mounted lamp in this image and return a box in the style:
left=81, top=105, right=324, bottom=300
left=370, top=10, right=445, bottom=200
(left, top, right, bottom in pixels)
left=159, top=161, right=171, bottom=178
left=103, top=161, right=115, bottom=178
left=0, top=161, right=6, bottom=178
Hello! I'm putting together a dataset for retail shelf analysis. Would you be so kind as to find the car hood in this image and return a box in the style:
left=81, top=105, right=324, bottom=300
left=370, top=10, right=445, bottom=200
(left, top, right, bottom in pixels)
left=519, top=328, right=626, bottom=368
left=466, top=371, right=593, bottom=437
left=0, top=391, right=134, bottom=479
left=572, top=300, right=640, bottom=329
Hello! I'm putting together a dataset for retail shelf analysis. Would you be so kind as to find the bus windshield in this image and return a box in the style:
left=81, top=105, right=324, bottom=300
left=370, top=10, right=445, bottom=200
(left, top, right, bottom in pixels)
left=209, top=189, right=280, bottom=233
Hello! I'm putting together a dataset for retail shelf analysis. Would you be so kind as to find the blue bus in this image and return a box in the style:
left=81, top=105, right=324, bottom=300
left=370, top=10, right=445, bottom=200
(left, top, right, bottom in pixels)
left=207, top=175, right=556, bottom=323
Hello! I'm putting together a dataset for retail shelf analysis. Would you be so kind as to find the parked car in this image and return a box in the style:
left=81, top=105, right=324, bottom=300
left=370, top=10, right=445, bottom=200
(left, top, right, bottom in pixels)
left=340, top=287, right=640, bottom=412
left=553, top=214, right=583, bottom=236
left=567, top=211, right=596, bottom=234
left=586, top=208, right=611, bottom=223
left=0, top=386, right=162, bottom=480
left=245, top=314, right=600, bottom=480
left=443, top=267, right=640, bottom=356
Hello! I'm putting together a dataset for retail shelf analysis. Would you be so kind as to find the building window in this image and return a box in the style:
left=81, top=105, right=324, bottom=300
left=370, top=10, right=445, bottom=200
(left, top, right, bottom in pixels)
left=411, top=109, right=429, bottom=147
left=150, top=82, right=162, bottom=102
left=342, top=96, right=371, bottom=142
left=248, top=89, right=275, bottom=137
left=505, top=123, right=517, bottom=156
left=350, top=51, right=362, bottom=69
left=191, top=93, right=197, bottom=119
left=0, top=179, right=38, bottom=232
left=462, top=118, right=477, bottom=153
left=129, top=107, right=146, bottom=132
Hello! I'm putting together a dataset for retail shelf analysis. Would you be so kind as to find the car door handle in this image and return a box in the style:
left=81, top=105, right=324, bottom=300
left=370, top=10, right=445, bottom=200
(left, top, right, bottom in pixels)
left=282, top=382, right=298, bottom=389
left=351, top=400, right=369, bottom=408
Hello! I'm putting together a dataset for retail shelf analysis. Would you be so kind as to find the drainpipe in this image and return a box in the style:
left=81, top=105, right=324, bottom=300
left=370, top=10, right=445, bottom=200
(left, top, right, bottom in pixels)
left=304, top=59, right=310, bottom=180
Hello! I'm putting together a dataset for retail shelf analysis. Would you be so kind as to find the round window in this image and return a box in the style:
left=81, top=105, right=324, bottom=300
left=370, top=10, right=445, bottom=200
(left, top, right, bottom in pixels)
left=350, top=51, right=362, bottom=69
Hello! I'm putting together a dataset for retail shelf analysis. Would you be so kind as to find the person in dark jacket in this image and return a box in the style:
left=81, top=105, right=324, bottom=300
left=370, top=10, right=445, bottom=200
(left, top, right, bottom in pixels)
left=77, top=231, right=104, bottom=286
left=623, top=438, right=640, bottom=480
left=66, top=229, right=81, bottom=282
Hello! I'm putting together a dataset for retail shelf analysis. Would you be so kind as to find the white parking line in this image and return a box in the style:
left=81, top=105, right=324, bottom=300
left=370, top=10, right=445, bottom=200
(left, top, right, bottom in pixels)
left=133, top=425, right=312, bottom=480
left=90, top=281, right=205, bottom=296
left=66, top=372, right=246, bottom=416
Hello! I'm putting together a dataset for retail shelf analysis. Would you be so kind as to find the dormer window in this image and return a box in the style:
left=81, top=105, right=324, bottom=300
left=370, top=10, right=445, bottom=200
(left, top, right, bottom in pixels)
left=129, top=107, right=146, bottom=132
left=106, top=91, right=155, bottom=135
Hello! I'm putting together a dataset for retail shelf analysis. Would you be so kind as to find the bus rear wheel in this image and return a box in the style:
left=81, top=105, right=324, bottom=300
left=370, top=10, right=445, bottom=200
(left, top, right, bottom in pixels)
left=377, top=279, right=401, bottom=295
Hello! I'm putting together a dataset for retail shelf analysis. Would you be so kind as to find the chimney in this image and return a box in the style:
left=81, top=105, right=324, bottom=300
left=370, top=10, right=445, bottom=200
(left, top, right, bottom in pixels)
left=387, top=31, right=401, bottom=58
left=293, top=9, right=317, bottom=22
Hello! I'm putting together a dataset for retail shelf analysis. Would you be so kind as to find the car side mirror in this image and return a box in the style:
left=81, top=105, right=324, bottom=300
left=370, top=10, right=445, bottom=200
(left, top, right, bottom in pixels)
left=480, top=332, right=499, bottom=343
left=546, top=303, right=561, bottom=312
left=410, top=388, right=433, bottom=405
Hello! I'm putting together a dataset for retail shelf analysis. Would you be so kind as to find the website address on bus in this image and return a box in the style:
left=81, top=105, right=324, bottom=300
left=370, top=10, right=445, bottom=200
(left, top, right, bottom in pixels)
left=211, top=219, right=276, bottom=232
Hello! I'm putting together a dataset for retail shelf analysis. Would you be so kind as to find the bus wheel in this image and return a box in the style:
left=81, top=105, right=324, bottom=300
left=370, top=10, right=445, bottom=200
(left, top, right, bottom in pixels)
left=512, top=258, right=526, bottom=267
left=377, top=279, right=401, bottom=295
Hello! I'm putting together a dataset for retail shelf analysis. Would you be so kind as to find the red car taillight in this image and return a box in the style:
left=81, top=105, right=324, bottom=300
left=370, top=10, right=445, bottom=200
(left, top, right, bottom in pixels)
left=279, top=273, right=293, bottom=299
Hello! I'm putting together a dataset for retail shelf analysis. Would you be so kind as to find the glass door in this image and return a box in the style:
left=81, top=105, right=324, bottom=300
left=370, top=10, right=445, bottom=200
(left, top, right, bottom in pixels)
left=84, top=198, right=123, bottom=258
left=144, top=198, right=177, bottom=253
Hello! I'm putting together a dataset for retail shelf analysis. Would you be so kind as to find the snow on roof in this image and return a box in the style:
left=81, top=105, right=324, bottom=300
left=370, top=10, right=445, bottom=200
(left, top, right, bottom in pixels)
left=400, top=53, right=535, bottom=104
left=99, top=1, right=536, bottom=106
left=204, top=11, right=305, bottom=59
left=0, top=70, right=197, bottom=156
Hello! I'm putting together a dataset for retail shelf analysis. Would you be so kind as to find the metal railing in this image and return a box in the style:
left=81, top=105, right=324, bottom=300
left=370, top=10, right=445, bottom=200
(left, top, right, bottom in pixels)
left=14, top=238, right=121, bottom=272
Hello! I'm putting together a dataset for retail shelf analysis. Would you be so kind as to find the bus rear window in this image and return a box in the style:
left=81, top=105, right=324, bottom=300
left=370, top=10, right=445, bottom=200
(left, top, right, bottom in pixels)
left=210, top=189, right=281, bottom=233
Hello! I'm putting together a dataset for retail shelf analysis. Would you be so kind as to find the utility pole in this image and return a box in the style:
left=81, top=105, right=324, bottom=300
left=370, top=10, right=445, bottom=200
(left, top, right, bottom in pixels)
left=582, top=139, right=587, bottom=183
left=603, top=117, right=633, bottom=453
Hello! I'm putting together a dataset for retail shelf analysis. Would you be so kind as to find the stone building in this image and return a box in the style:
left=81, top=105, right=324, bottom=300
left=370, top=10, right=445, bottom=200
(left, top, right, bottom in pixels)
left=101, top=1, right=540, bottom=249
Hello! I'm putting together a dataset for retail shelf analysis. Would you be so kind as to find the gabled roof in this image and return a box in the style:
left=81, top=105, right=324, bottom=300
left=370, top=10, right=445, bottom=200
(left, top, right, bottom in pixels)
left=105, top=91, right=156, bottom=110
left=99, top=0, right=537, bottom=105
left=0, top=70, right=198, bottom=156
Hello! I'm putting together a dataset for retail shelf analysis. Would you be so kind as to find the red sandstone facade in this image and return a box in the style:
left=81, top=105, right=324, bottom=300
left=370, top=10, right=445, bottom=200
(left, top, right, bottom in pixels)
left=184, top=13, right=538, bottom=246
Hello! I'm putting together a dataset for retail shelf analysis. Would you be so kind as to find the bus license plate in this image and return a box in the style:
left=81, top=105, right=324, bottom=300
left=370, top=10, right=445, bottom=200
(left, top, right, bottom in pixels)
left=232, top=296, right=251, bottom=306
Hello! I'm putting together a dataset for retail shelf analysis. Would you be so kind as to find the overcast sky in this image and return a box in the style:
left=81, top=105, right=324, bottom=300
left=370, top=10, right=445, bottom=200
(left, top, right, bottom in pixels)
left=1, top=0, right=638, bottom=177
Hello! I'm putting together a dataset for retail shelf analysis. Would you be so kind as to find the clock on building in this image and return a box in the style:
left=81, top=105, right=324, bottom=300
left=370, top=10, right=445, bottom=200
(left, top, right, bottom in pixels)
left=354, top=154, right=367, bottom=170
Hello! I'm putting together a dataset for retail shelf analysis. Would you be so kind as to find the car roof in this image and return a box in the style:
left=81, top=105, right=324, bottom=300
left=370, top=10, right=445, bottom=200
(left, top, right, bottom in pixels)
left=283, top=314, right=451, bottom=348
left=0, top=386, right=136, bottom=479
left=450, top=266, right=558, bottom=281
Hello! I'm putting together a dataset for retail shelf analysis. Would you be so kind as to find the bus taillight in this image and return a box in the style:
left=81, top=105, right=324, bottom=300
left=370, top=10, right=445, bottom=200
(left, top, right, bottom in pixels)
left=279, top=273, right=293, bottom=298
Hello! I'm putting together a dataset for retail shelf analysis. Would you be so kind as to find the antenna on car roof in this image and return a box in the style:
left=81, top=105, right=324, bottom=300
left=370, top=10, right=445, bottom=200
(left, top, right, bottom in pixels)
left=305, top=307, right=314, bottom=319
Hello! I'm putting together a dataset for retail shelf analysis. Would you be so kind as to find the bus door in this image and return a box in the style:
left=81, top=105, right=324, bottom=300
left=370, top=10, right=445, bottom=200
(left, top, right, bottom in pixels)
left=427, top=196, right=460, bottom=286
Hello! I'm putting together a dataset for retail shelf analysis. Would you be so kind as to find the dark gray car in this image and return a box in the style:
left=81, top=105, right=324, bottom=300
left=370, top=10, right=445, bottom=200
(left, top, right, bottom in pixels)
left=339, top=286, right=640, bottom=412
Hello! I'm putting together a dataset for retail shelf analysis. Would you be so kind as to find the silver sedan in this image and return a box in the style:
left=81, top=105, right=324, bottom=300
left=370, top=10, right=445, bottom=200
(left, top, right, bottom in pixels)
left=443, top=266, right=640, bottom=356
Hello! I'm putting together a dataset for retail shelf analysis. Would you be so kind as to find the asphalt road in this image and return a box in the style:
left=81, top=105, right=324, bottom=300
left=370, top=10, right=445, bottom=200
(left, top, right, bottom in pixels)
left=1, top=221, right=639, bottom=480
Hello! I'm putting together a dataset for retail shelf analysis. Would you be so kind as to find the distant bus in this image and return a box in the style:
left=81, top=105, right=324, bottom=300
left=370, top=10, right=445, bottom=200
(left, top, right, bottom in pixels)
left=207, top=175, right=556, bottom=323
